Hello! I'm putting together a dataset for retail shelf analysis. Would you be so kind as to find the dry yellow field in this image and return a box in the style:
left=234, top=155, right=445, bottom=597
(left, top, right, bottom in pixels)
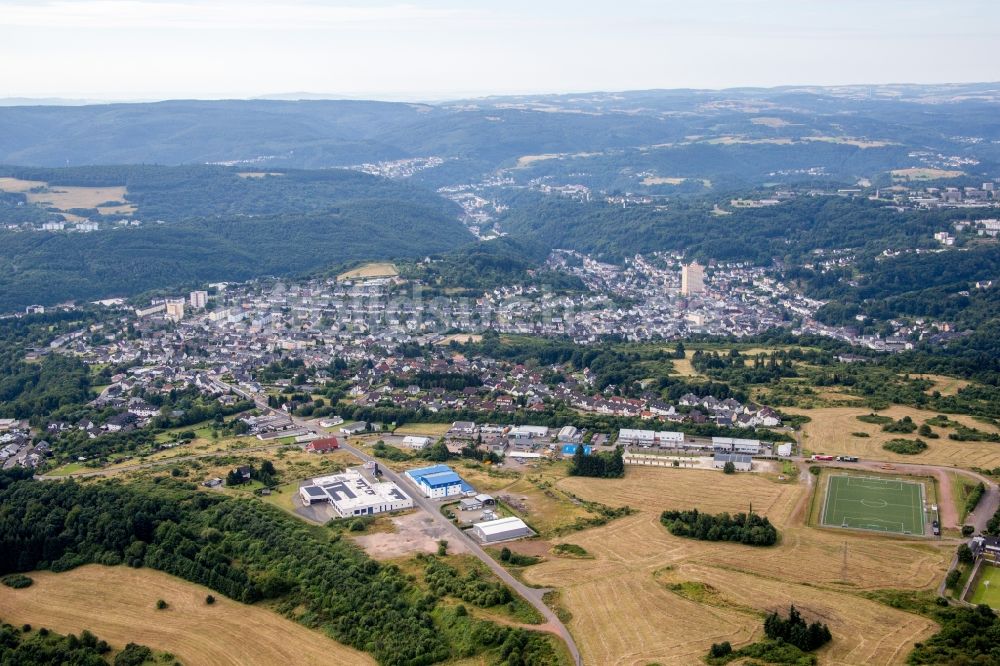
left=0, top=176, right=136, bottom=217
left=0, top=565, right=374, bottom=666
left=804, top=136, right=894, bottom=149
left=787, top=405, right=1000, bottom=468
left=515, top=153, right=563, bottom=167
left=435, top=333, right=483, bottom=345
left=518, top=467, right=948, bottom=665
left=891, top=168, right=964, bottom=180
left=912, top=374, right=971, bottom=397
left=750, top=116, right=791, bottom=127
left=641, top=176, right=686, bottom=185
left=337, top=262, right=399, bottom=280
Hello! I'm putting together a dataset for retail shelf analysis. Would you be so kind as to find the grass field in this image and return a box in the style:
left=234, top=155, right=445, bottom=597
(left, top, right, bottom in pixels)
left=393, top=422, right=452, bottom=437
left=337, top=262, right=398, bottom=280
left=969, top=565, right=1000, bottom=608
left=0, top=565, right=373, bottom=666
left=822, top=475, right=925, bottom=535
left=518, top=467, right=948, bottom=664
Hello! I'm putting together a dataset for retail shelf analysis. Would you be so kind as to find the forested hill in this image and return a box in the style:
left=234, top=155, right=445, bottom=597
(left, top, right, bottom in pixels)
left=0, top=166, right=471, bottom=310
left=1, top=85, right=998, bottom=174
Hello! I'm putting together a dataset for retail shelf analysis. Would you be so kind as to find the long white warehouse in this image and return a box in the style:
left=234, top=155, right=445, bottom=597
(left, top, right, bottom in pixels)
left=299, top=469, right=413, bottom=517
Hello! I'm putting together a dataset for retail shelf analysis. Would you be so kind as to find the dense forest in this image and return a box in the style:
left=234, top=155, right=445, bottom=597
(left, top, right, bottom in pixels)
left=498, top=193, right=958, bottom=264
left=0, top=472, right=562, bottom=666
left=0, top=204, right=470, bottom=311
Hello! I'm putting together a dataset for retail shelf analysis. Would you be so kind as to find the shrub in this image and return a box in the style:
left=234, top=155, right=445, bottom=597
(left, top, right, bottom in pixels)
left=499, top=547, right=512, bottom=562
left=851, top=431, right=870, bottom=438
left=349, top=519, right=366, bottom=532
left=763, top=605, right=832, bottom=651
left=437, top=539, right=448, bottom=556
left=945, top=569, right=961, bottom=589
left=882, top=438, right=927, bottom=455
left=958, top=544, right=974, bottom=565
left=1, top=574, right=33, bottom=589
left=723, top=461, right=736, bottom=474
left=156, top=599, right=168, bottom=610
left=552, top=543, right=589, bottom=558
left=882, top=416, right=917, bottom=433
left=205, top=594, right=215, bottom=604
left=962, top=525, right=976, bottom=537
left=114, top=643, right=154, bottom=666
left=709, top=641, right=732, bottom=658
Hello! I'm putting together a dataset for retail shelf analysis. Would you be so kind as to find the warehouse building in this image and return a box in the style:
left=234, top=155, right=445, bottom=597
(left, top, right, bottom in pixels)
left=406, top=464, right=471, bottom=498
left=470, top=516, right=532, bottom=543
left=557, top=425, right=579, bottom=442
left=712, top=436, right=761, bottom=455
left=509, top=425, right=549, bottom=440
left=299, top=470, right=413, bottom=516
left=713, top=453, right=752, bottom=471
left=401, top=435, right=432, bottom=450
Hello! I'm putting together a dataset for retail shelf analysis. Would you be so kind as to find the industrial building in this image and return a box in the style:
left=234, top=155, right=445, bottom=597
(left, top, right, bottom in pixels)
left=617, top=429, right=684, bottom=447
left=712, top=436, right=761, bottom=455
left=470, top=516, right=532, bottom=543
left=299, top=470, right=413, bottom=516
left=401, top=435, right=432, bottom=450
left=459, top=494, right=496, bottom=511
left=509, top=425, right=549, bottom=440
left=406, top=464, right=471, bottom=498
left=713, top=453, right=752, bottom=471
left=557, top=425, right=579, bottom=442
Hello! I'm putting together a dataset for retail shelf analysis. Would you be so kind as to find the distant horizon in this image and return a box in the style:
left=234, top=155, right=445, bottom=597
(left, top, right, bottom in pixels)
left=3, top=79, right=1000, bottom=107
left=2, top=1, right=998, bottom=101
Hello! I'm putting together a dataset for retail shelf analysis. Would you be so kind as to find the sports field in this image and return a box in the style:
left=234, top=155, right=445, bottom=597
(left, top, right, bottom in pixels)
left=822, top=474, right=925, bottom=535
left=969, top=565, right=1000, bottom=608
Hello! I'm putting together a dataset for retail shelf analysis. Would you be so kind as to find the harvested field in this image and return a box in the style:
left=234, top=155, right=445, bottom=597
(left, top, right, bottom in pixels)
left=912, top=374, right=971, bottom=397
left=891, top=168, right=964, bottom=180
left=0, top=176, right=136, bottom=217
left=521, top=467, right=950, bottom=664
left=394, top=422, right=452, bottom=437
left=750, top=116, right=791, bottom=127
left=435, top=333, right=483, bottom=345
left=337, top=262, right=398, bottom=280
left=0, top=565, right=373, bottom=666
left=786, top=405, right=1000, bottom=469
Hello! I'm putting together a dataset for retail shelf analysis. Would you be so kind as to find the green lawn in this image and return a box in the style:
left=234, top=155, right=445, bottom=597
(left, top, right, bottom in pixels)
left=45, top=462, right=88, bottom=476
left=970, top=565, right=1000, bottom=608
left=822, top=474, right=925, bottom=535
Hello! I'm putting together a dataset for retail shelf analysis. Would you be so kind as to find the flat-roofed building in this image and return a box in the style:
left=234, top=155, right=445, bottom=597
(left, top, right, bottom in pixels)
left=509, top=425, right=549, bottom=440
left=299, top=469, right=412, bottom=516
left=713, top=453, right=752, bottom=471
left=406, top=464, right=470, bottom=498
left=681, top=262, right=705, bottom=296
left=618, top=428, right=655, bottom=446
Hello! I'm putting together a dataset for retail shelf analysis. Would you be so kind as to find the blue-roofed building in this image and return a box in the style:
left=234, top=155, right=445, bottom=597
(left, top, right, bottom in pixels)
left=561, top=444, right=592, bottom=457
left=405, top=464, right=472, bottom=498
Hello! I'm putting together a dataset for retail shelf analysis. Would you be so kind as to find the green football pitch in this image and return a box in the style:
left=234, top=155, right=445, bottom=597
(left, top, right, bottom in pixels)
left=821, top=474, right=926, bottom=535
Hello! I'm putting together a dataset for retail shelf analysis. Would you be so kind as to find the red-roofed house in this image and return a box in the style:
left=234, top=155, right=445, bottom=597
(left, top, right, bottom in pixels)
left=306, top=437, right=340, bottom=453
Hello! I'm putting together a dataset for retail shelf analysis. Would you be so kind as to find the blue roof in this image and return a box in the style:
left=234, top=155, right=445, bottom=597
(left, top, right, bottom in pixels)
left=562, top=444, right=592, bottom=455
left=421, top=471, right=462, bottom=488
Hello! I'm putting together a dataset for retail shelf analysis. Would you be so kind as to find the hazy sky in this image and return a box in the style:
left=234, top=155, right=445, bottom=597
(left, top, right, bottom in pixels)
left=2, top=0, right=998, bottom=100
